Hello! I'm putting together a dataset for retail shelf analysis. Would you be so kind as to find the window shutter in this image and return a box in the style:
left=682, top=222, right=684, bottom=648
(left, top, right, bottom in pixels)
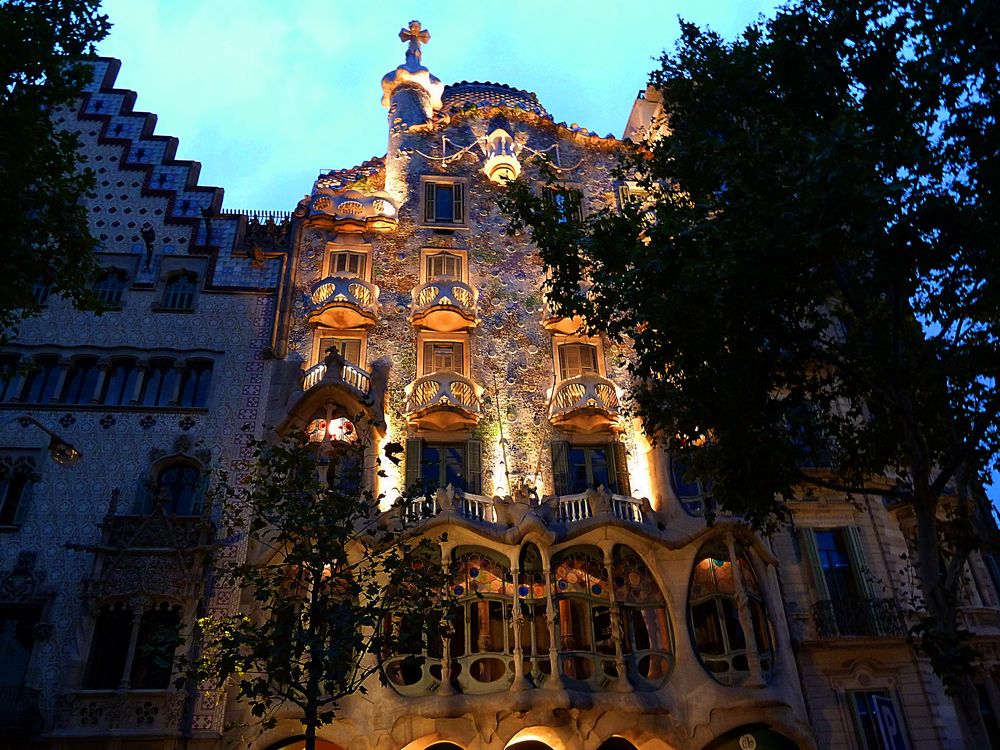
left=608, top=441, right=630, bottom=496
left=583, top=345, right=598, bottom=375
left=453, top=183, right=464, bottom=224
left=799, top=528, right=831, bottom=601
left=551, top=441, right=570, bottom=496
left=424, top=182, right=436, bottom=223
left=465, top=440, right=482, bottom=495
left=844, top=526, right=874, bottom=598
left=422, top=342, right=434, bottom=376
left=404, top=438, right=423, bottom=490
left=343, top=340, right=361, bottom=365
left=453, top=342, right=465, bottom=375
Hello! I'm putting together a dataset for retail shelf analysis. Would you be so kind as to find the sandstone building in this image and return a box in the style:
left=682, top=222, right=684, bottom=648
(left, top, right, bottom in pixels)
left=2, top=21, right=999, bottom=750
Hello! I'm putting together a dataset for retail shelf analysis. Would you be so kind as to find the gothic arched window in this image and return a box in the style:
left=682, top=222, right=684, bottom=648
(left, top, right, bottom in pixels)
left=688, top=539, right=774, bottom=686
left=161, top=273, right=198, bottom=311
left=152, top=461, right=204, bottom=515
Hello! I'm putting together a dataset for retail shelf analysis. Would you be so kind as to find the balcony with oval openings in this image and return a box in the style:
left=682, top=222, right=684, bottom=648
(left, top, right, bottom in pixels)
left=411, top=250, right=478, bottom=332
left=405, top=339, right=483, bottom=431
left=548, top=341, right=620, bottom=433
left=305, top=247, right=380, bottom=330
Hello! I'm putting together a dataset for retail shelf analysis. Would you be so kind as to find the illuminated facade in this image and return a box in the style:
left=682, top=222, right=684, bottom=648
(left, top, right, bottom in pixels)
left=2, top=20, right=1000, bottom=750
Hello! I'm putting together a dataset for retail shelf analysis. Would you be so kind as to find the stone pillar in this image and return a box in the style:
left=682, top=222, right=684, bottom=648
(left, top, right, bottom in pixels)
left=50, top=359, right=71, bottom=402
left=128, top=363, right=148, bottom=405
left=119, top=599, right=146, bottom=690
left=726, top=532, right=765, bottom=687
left=602, top=546, right=631, bottom=692
left=90, top=359, right=112, bottom=403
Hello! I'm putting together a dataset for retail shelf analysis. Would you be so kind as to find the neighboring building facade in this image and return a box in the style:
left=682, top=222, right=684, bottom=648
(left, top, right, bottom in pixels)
left=2, top=21, right=999, bottom=750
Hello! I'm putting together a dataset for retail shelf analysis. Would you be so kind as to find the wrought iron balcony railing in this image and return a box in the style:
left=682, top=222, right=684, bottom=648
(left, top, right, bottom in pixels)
left=812, top=597, right=906, bottom=639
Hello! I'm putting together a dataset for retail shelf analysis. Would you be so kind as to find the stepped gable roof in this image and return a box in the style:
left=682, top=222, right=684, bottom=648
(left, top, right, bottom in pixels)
left=315, top=156, right=386, bottom=192
left=441, top=81, right=548, bottom=117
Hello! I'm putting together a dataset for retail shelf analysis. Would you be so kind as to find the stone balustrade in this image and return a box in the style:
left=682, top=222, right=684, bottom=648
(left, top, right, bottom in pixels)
left=302, top=358, right=371, bottom=396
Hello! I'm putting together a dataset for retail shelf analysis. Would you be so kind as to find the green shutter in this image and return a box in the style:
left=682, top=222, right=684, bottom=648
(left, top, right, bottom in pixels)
left=453, top=182, right=464, bottom=224
left=608, top=441, right=630, bottom=496
left=404, top=438, right=423, bottom=490
left=465, top=439, right=482, bottom=495
left=799, top=528, right=830, bottom=601
left=551, top=441, right=570, bottom=496
left=424, top=182, right=436, bottom=223
left=844, top=525, right=874, bottom=597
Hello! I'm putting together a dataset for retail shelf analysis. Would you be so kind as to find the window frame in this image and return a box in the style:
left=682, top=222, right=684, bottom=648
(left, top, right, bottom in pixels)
left=846, top=689, right=912, bottom=750
left=93, top=267, right=129, bottom=307
left=539, top=181, right=584, bottom=223
left=420, top=176, right=469, bottom=229
left=158, top=272, right=199, bottom=312
left=420, top=249, right=467, bottom=284
left=325, top=245, right=371, bottom=281
left=316, top=335, right=365, bottom=368
left=0, top=452, right=38, bottom=528
left=417, top=334, right=470, bottom=377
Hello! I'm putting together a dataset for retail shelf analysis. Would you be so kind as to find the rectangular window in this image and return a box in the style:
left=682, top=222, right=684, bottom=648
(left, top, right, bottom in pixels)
left=422, top=179, right=466, bottom=226
left=405, top=438, right=482, bottom=495
left=542, top=185, right=583, bottom=223
left=848, top=690, right=910, bottom=750
left=814, top=528, right=862, bottom=601
left=0, top=454, right=36, bottom=527
left=552, top=442, right=630, bottom=496
left=422, top=341, right=464, bottom=375
left=329, top=251, right=367, bottom=278
left=426, top=252, right=463, bottom=280
left=320, top=337, right=362, bottom=366
left=558, top=343, right=599, bottom=380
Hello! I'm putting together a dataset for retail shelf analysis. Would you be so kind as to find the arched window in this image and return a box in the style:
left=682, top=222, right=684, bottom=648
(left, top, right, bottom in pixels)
left=449, top=547, right=514, bottom=692
left=612, top=545, right=673, bottom=688
left=21, top=356, right=61, bottom=403
left=161, top=273, right=198, bottom=311
left=178, top=359, right=213, bottom=407
left=94, top=268, right=128, bottom=305
left=517, top=543, right=551, bottom=685
left=552, top=546, right=614, bottom=687
left=152, top=461, right=204, bottom=515
left=689, top=539, right=774, bottom=686
left=140, top=359, right=178, bottom=407
left=84, top=600, right=181, bottom=690
left=102, top=357, right=140, bottom=405
left=61, top=357, right=100, bottom=404
left=0, top=355, right=22, bottom=403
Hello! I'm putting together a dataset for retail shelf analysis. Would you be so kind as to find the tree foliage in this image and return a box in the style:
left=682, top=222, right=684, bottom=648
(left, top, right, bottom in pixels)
left=0, top=0, right=110, bottom=337
left=195, top=428, right=449, bottom=750
left=501, top=1, right=998, bottom=746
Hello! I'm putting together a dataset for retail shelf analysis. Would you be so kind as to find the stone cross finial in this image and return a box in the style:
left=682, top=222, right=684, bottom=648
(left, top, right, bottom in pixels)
left=399, top=20, right=430, bottom=67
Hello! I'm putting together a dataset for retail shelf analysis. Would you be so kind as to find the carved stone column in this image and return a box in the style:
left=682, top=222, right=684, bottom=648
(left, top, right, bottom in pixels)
left=725, top=532, right=765, bottom=687
left=128, top=363, right=148, bottom=405
left=50, top=359, right=71, bottom=402
left=118, top=598, right=147, bottom=690
left=602, top=546, right=631, bottom=692
left=90, top=359, right=112, bottom=404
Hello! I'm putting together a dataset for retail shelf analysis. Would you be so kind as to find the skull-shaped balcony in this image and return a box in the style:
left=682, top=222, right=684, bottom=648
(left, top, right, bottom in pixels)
left=306, top=275, right=380, bottom=330
left=410, top=280, right=479, bottom=332
left=548, top=375, right=621, bottom=433
left=405, top=372, right=484, bottom=431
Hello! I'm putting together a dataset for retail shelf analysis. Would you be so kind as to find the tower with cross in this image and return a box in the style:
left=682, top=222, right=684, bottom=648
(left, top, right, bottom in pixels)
left=381, top=18, right=444, bottom=127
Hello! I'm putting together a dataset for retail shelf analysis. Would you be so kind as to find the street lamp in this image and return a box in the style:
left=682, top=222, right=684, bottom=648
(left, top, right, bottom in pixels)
left=8, top=415, right=82, bottom=467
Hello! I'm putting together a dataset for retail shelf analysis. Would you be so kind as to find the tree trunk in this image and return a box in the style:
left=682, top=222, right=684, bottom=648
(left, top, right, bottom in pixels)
left=912, top=499, right=990, bottom=749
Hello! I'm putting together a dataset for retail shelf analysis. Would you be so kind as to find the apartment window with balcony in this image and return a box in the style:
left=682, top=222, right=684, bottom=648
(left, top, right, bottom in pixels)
left=847, top=690, right=911, bottom=750
left=426, top=251, right=463, bottom=281
left=422, top=178, right=467, bottom=227
left=557, top=343, right=599, bottom=380
left=799, top=526, right=902, bottom=638
left=329, top=250, right=367, bottom=278
left=551, top=441, right=630, bottom=496
left=404, top=438, right=482, bottom=495
left=421, top=340, right=465, bottom=376
left=84, top=601, right=181, bottom=690
left=671, top=456, right=715, bottom=516
left=0, top=454, right=37, bottom=527
left=320, top=337, right=362, bottom=367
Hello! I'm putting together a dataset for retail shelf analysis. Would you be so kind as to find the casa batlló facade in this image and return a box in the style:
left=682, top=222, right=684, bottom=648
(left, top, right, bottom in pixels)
left=2, top=20, right=1000, bottom=750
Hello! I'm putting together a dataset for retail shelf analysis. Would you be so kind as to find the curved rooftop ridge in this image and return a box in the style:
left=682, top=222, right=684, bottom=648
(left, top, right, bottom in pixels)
left=442, top=80, right=548, bottom=117
left=315, top=156, right=386, bottom=192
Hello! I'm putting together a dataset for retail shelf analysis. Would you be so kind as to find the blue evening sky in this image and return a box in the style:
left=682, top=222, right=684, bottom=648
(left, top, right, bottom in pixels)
left=96, top=0, right=780, bottom=210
